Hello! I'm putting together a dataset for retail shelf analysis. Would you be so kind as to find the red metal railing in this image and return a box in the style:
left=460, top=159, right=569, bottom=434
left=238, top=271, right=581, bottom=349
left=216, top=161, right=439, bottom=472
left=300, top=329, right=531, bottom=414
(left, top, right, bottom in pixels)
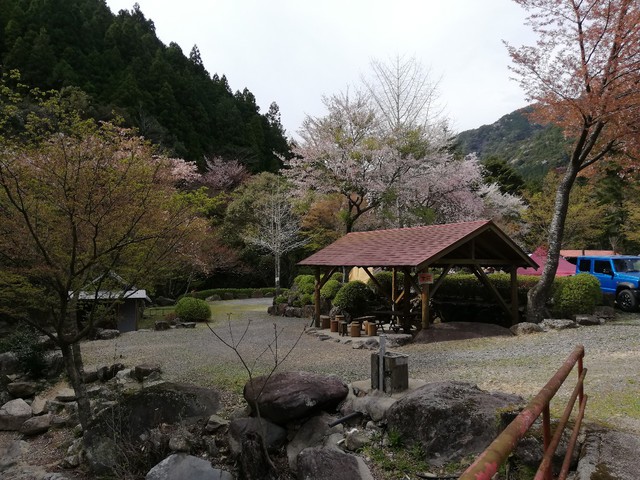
left=459, top=345, right=587, bottom=480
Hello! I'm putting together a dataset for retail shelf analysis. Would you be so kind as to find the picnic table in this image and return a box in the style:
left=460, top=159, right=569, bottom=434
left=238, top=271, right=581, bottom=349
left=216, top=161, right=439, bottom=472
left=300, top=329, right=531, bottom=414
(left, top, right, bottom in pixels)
left=369, top=310, right=419, bottom=333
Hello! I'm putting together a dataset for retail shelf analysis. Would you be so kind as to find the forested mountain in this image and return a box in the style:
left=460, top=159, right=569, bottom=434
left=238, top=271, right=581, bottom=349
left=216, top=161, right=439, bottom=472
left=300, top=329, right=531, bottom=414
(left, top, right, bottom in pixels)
left=0, top=0, right=290, bottom=171
left=455, top=107, right=569, bottom=183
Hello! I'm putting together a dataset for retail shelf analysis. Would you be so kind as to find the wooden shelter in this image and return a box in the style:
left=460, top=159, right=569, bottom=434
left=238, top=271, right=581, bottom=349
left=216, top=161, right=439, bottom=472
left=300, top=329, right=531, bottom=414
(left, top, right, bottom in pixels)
left=298, top=220, right=538, bottom=330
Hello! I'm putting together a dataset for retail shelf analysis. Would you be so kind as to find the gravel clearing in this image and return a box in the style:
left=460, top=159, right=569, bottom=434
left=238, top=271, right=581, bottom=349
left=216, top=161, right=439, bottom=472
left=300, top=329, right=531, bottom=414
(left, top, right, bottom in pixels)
left=81, top=298, right=640, bottom=433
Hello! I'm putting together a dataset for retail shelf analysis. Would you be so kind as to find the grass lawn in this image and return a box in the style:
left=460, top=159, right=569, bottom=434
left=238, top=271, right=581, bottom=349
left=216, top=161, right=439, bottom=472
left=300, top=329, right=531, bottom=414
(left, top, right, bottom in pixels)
left=141, top=298, right=273, bottom=329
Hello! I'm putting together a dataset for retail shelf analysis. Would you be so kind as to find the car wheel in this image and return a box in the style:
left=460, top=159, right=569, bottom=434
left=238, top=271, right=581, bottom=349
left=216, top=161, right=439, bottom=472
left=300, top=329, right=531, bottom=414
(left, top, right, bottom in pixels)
left=616, top=289, right=637, bottom=312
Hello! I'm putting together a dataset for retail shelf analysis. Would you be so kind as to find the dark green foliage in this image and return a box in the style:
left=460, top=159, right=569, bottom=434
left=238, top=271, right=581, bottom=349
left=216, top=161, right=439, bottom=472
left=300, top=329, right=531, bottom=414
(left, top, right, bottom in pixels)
left=185, top=288, right=279, bottom=300
left=332, top=281, right=374, bottom=318
left=482, top=156, right=525, bottom=195
left=274, top=294, right=287, bottom=305
left=0, top=271, right=50, bottom=324
left=436, top=273, right=539, bottom=306
left=435, top=272, right=601, bottom=319
left=0, top=0, right=290, bottom=171
left=174, top=297, right=211, bottom=322
left=330, top=272, right=344, bottom=282
left=293, top=275, right=316, bottom=295
left=0, top=326, right=46, bottom=378
left=551, top=273, right=602, bottom=317
left=367, top=271, right=404, bottom=297
left=299, top=293, right=313, bottom=306
left=320, top=279, right=341, bottom=301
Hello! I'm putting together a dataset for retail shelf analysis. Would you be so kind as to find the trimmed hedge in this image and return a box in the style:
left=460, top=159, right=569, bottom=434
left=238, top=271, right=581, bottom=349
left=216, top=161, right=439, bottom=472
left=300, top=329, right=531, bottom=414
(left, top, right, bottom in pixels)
left=185, top=288, right=279, bottom=300
left=551, top=273, right=602, bottom=317
left=174, top=297, right=212, bottom=322
left=435, top=272, right=602, bottom=319
left=436, top=273, right=539, bottom=306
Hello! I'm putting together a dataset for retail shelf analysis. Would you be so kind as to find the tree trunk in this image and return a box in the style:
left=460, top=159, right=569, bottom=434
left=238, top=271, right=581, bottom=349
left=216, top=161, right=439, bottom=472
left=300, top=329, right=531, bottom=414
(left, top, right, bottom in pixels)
left=60, top=342, right=91, bottom=430
left=275, top=252, right=281, bottom=296
left=526, top=164, right=579, bottom=323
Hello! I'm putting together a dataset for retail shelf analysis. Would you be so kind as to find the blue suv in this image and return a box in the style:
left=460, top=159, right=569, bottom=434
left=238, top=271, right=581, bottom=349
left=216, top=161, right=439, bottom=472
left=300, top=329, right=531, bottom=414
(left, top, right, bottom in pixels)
left=576, top=255, right=640, bottom=311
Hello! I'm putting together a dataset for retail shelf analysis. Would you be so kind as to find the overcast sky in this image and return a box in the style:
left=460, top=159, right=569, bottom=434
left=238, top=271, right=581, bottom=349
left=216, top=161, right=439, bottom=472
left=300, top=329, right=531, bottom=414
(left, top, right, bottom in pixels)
left=105, top=0, right=536, bottom=138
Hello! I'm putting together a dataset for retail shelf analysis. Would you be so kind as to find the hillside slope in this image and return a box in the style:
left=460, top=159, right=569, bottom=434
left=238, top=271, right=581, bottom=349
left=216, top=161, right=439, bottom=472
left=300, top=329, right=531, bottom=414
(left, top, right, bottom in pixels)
left=455, top=107, right=569, bottom=182
left=0, top=0, right=290, bottom=171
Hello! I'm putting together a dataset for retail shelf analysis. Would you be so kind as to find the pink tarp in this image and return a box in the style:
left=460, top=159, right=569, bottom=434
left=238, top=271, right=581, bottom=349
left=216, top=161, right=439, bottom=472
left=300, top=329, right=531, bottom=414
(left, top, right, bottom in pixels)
left=517, top=247, right=575, bottom=277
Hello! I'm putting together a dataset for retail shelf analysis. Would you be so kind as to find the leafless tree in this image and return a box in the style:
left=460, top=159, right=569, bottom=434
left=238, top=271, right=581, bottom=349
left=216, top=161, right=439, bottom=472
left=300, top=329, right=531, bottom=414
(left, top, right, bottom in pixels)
left=362, top=54, right=447, bottom=139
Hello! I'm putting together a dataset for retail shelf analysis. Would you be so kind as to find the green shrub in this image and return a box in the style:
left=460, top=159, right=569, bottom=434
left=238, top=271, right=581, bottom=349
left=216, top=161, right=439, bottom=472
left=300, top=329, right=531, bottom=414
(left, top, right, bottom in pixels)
left=299, top=293, right=313, bottom=306
left=551, top=273, right=602, bottom=317
left=274, top=294, right=288, bottom=305
left=320, top=279, right=342, bottom=300
left=331, top=272, right=344, bottom=282
left=293, top=275, right=315, bottom=295
left=0, top=326, right=46, bottom=378
left=174, top=297, right=211, bottom=322
left=332, top=281, right=374, bottom=318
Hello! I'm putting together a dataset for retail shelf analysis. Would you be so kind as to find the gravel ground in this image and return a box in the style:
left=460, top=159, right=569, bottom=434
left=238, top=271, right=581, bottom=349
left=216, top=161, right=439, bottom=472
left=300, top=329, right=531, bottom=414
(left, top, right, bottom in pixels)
left=81, top=298, right=640, bottom=433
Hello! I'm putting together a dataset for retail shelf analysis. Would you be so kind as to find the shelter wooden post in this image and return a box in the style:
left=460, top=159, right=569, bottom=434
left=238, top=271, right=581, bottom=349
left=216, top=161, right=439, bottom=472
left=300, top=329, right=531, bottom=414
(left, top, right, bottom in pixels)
left=392, top=268, right=397, bottom=310
left=314, top=267, right=321, bottom=328
left=403, top=268, right=412, bottom=332
left=510, top=267, right=519, bottom=326
left=421, top=282, right=429, bottom=330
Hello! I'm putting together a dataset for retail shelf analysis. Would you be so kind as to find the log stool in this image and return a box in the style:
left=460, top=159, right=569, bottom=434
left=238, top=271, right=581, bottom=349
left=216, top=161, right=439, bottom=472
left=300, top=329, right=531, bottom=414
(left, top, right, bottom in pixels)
left=340, top=321, right=349, bottom=336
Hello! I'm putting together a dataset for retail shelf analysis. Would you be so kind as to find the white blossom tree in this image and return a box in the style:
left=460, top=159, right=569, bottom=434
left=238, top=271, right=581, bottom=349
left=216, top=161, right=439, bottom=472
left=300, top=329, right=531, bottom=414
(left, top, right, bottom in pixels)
left=241, top=176, right=307, bottom=294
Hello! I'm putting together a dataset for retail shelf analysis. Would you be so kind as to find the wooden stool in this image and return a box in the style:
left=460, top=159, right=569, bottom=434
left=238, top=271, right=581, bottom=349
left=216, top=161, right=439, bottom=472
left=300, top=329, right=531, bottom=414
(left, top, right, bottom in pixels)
left=340, top=321, right=348, bottom=336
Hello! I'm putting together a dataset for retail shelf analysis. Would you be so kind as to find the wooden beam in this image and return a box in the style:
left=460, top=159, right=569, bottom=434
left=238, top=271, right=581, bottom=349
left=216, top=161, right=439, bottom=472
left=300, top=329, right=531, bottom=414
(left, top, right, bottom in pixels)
left=363, top=268, right=393, bottom=302
left=402, top=268, right=412, bottom=332
left=408, top=271, right=421, bottom=293
left=392, top=268, right=397, bottom=309
left=318, top=266, right=338, bottom=289
left=312, top=266, right=339, bottom=328
left=471, top=265, right=512, bottom=320
left=421, top=282, right=429, bottom=330
left=430, top=265, right=452, bottom=297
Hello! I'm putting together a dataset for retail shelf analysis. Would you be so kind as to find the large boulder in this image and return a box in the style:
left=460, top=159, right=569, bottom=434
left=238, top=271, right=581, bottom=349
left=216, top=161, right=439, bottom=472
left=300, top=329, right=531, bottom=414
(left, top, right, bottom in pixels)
left=84, top=382, right=221, bottom=475
left=0, top=398, right=33, bottom=431
left=385, top=381, right=523, bottom=466
left=228, top=417, right=287, bottom=456
left=541, top=319, right=578, bottom=330
left=574, top=427, right=640, bottom=480
left=19, top=413, right=52, bottom=436
left=244, top=371, right=348, bottom=425
left=43, top=350, right=65, bottom=378
left=296, top=446, right=374, bottom=480
left=0, top=352, right=20, bottom=376
left=6, top=381, right=38, bottom=398
left=146, top=453, right=233, bottom=480
left=510, top=322, right=544, bottom=335
left=287, top=413, right=343, bottom=472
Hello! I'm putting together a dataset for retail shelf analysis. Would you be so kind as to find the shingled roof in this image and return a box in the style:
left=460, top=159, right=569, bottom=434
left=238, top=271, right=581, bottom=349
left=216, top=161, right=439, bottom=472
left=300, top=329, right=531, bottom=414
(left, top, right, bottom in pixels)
left=298, top=219, right=537, bottom=270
